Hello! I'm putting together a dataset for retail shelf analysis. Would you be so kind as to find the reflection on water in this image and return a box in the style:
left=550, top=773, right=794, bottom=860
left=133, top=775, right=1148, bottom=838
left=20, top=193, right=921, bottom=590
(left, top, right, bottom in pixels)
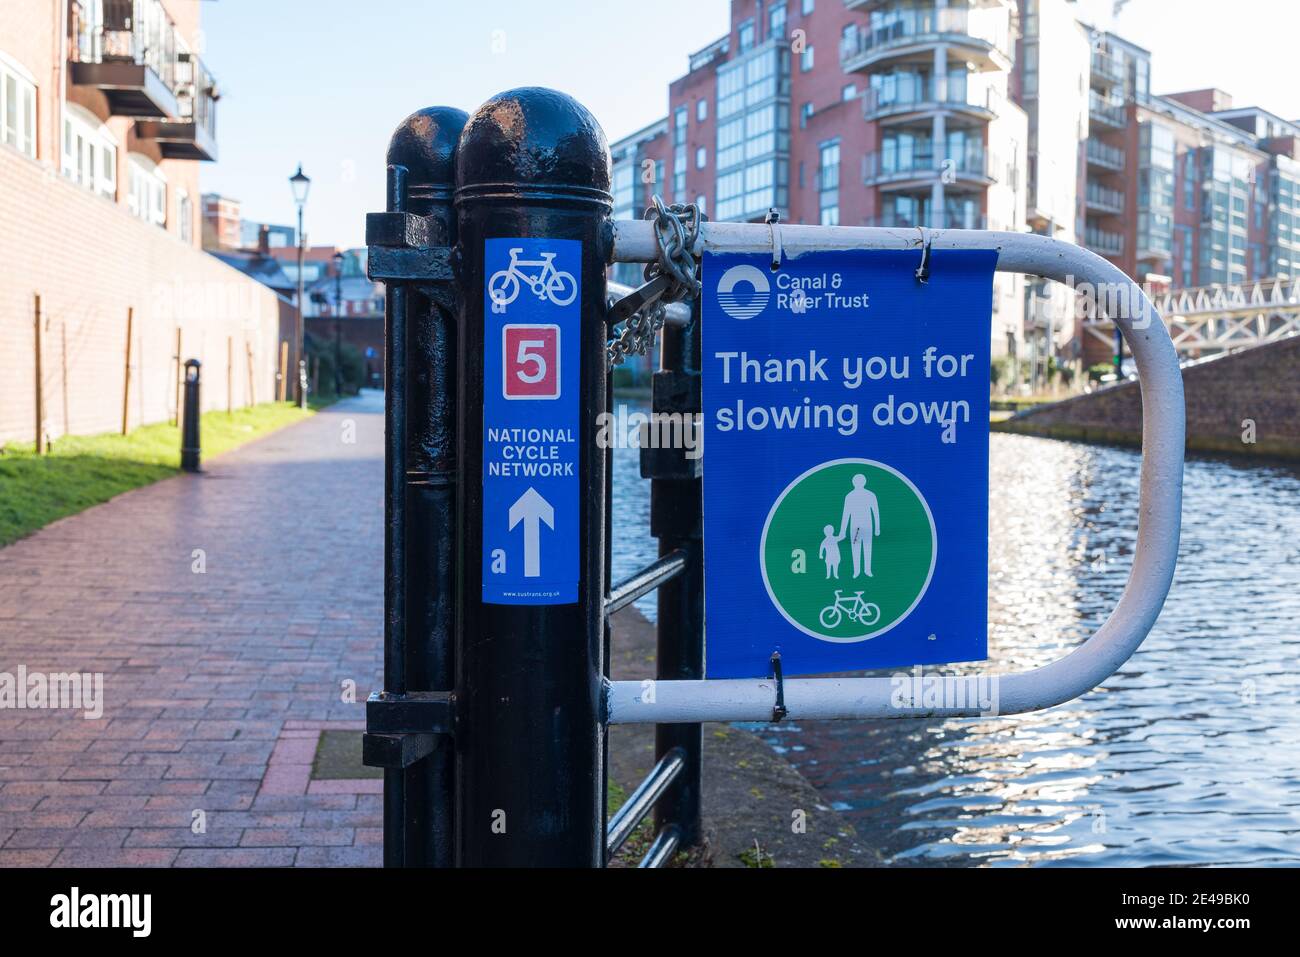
left=612, top=425, right=1300, bottom=866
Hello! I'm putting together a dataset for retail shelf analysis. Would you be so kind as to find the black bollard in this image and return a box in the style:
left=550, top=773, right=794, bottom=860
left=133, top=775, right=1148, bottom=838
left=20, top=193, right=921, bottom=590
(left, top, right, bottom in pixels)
left=454, top=88, right=612, bottom=866
left=180, top=359, right=201, bottom=473
left=384, top=106, right=467, bottom=867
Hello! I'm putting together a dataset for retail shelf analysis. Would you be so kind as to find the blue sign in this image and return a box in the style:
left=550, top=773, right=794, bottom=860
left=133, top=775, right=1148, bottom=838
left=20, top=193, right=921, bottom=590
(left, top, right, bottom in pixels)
left=702, top=249, right=996, bottom=678
left=482, top=237, right=581, bottom=605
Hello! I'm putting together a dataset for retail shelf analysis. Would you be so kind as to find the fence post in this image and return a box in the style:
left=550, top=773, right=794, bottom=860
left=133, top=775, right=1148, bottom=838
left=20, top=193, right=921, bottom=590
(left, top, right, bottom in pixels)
left=180, top=359, right=201, bottom=472
left=34, top=294, right=45, bottom=454
left=454, top=88, right=612, bottom=866
left=649, top=295, right=704, bottom=849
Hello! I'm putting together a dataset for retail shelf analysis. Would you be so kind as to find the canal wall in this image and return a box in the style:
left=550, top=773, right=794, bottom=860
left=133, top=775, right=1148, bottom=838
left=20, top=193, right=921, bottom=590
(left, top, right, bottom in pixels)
left=993, top=333, right=1300, bottom=460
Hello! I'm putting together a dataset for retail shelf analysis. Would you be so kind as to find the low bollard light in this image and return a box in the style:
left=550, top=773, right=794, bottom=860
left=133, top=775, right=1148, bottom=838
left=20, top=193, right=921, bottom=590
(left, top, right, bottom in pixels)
left=180, top=358, right=201, bottom=473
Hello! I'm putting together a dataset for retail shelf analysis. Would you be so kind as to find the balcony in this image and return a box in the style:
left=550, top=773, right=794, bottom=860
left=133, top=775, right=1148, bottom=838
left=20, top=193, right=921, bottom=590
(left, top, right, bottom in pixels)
left=863, top=144, right=993, bottom=188
left=862, top=75, right=998, bottom=123
left=840, top=7, right=1013, bottom=75
left=1085, top=182, right=1126, bottom=215
left=1089, top=91, right=1127, bottom=129
left=866, top=209, right=988, bottom=230
left=69, top=0, right=180, bottom=118
left=1090, top=50, right=1125, bottom=89
left=134, top=54, right=218, bottom=161
left=1084, top=225, right=1125, bottom=257
left=1086, top=139, right=1126, bottom=171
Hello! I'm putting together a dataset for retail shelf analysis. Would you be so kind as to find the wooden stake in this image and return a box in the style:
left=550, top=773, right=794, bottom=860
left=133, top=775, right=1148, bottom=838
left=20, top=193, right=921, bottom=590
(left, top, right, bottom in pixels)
left=278, top=340, right=288, bottom=403
left=246, top=341, right=257, bottom=405
left=121, top=307, right=133, bottom=435
left=227, top=335, right=234, bottom=414
left=172, top=327, right=183, bottom=426
left=61, top=319, right=70, bottom=438
left=34, top=294, right=45, bottom=454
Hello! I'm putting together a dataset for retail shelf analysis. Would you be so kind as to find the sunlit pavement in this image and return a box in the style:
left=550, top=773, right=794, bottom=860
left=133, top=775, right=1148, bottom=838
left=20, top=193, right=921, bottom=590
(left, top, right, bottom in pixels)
left=0, top=393, right=385, bottom=866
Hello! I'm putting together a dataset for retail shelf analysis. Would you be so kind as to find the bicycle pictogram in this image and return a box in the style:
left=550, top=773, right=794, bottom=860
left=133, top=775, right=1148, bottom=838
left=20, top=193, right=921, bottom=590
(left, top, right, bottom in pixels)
left=488, top=247, right=578, bottom=313
left=818, top=590, right=881, bottom=631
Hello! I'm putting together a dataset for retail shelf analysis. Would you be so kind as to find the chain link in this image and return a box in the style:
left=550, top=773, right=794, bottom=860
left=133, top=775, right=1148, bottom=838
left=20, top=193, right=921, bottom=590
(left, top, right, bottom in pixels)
left=607, top=196, right=701, bottom=367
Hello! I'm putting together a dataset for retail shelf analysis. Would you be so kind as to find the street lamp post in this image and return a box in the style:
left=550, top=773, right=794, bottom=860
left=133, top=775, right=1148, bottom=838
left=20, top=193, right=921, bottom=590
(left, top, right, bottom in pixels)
left=289, top=164, right=312, bottom=409
left=333, top=250, right=344, bottom=397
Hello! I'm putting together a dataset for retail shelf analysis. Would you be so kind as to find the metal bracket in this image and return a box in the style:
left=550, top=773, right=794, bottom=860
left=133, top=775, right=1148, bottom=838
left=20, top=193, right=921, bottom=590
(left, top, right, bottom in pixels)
left=365, top=690, right=456, bottom=735
left=769, top=652, right=787, bottom=722
left=915, top=226, right=933, bottom=284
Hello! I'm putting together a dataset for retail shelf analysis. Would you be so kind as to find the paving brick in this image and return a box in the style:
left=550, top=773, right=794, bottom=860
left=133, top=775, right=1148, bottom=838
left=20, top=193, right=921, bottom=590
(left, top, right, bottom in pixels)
left=175, top=848, right=296, bottom=868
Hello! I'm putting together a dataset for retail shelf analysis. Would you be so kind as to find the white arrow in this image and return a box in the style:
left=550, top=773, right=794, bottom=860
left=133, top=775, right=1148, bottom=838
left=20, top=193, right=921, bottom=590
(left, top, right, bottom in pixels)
left=508, top=486, right=554, bottom=578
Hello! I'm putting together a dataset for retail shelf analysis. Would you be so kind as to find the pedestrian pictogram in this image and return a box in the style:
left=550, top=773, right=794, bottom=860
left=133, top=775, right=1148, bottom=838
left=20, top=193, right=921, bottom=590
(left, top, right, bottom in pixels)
left=761, top=458, right=936, bottom=643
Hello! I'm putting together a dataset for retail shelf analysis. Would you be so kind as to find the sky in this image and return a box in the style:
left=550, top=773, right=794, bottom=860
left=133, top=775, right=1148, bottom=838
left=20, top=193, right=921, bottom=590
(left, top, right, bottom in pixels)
left=199, top=0, right=1298, bottom=249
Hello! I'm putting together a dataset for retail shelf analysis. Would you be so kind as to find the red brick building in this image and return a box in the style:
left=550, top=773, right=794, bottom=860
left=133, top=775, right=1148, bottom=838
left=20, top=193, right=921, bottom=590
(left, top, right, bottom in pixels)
left=0, top=0, right=288, bottom=444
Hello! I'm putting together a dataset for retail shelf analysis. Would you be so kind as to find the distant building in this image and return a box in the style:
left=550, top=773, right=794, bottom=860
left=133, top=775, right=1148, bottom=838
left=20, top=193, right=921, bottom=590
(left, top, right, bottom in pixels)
left=202, top=192, right=243, bottom=250
left=239, top=219, right=295, bottom=251
left=620, top=0, right=1300, bottom=375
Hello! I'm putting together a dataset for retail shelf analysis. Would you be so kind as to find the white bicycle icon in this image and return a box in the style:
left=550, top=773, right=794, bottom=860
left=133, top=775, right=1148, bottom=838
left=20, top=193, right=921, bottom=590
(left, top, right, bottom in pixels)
left=488, top=247, right=578, bottom=311
left=819, top=590, right=881, bottom=630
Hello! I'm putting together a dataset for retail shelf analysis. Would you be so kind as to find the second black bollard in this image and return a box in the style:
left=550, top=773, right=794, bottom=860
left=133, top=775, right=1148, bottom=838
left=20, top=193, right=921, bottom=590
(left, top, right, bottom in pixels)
left=180, top=358, right=201, bottom=473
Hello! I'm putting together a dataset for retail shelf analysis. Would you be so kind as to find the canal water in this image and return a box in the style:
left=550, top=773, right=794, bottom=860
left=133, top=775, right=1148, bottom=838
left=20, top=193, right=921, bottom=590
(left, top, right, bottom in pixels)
left=611, top=413, right=1300, bottom=866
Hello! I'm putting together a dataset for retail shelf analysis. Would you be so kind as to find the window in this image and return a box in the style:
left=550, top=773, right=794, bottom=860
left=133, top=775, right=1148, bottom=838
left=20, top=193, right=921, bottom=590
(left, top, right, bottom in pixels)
left=818, top=139, right=840, bottom=226
left=842, top=84, right=856, bottom=102
left=696, top=194, right=707, bottom=216
left=801, top=0, right=814, bottom=14
left=769, top=2, right=787, bottom=39
left=0, top=56, right=37, bottom=159
left=738, top=19, right=755, bottom=53
left=696, top=146, right=707, bottom=169
left=127, top=154, right=167, bottom=227
left=697, top=99, right=707, bottom=122
left=177, top=190, right=193, bottom=243
left=800, top=46, right=814, bottom=72
left=62, top=105, right=117, bottom=199
left=800, top=102, right=813, bottom=128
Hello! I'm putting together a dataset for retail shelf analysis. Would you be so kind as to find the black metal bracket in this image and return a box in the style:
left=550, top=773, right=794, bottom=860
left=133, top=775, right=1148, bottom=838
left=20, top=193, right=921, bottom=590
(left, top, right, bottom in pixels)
left=365, top=210, right=456, bottom=307
left=770, top=652, right=787, bottom=723
left=363, top=690, right=456, bottom=769
left=365, top=690, right=456, bottom=734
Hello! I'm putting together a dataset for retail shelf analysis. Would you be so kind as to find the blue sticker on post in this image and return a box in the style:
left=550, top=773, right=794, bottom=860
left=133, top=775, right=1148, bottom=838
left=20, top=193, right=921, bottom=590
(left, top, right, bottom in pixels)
left=702, top=249, right=996, bottom=678
left=482, top=238, right=581, bottom=605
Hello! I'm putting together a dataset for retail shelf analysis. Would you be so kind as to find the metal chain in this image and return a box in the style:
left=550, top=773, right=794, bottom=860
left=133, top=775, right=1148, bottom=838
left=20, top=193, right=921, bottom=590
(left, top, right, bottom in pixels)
left=607, top=196, right=701, bottom=367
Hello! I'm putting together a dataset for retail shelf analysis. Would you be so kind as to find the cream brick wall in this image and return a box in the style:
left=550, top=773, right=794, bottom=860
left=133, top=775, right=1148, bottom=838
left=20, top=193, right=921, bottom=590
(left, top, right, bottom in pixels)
left=0, top=146, right=285, bottom=445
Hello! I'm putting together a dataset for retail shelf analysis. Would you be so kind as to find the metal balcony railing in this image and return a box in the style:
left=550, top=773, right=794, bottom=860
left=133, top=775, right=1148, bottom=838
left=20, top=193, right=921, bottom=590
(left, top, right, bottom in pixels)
left=1091, top=50, right=1125, bottom=86
left=865, top=210, right=989, bottom=230
left=70, top=0, right=176, bottom=90
left=1089, top=91, right=1127, bottom=128
left=840, top=7, right=1013, bottom=66
left=1086, top=139, right=1126, bottom=171
left=863, top=143, right=990, bottom=184
left=862, top=75, right=997, bottom=118
left=1084, top=225, right=1125, bottom=256
left=1086, top=182, right=1126, bottom=214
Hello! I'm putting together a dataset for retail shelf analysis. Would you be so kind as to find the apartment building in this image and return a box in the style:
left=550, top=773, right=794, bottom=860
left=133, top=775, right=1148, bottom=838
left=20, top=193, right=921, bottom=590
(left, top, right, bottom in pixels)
left=0, top=0, right=288, bottom=444
left=610, top=0, right=1300, bottom=376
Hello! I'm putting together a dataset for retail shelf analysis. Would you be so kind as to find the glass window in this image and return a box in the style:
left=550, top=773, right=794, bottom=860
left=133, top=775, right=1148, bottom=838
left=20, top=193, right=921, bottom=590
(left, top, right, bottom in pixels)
left=738, top=19, right=755, bottom=53
left=696, top=99, right=707, bottom=122
left=802, top=0, right=814, bottom=14
left=127, top=154, right=167, bottom=227
left=61, top=106, right=117, bottom=199
left=769, top=3, right=787, bottom=39
left=0, top=61, right=37, bottom=158
left=800, top=46, right=814, bottom=72
left=696, top=146, right=707, bottom=169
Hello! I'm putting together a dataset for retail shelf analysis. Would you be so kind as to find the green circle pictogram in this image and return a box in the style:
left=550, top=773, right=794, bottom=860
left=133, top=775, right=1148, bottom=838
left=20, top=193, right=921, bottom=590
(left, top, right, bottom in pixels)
left=760, top=458, right=936, bottom=644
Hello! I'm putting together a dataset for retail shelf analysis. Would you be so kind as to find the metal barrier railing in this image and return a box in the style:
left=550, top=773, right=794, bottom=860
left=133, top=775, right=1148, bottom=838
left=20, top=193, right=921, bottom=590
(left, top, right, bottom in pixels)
left=362, top=88, right=1184, bottom=869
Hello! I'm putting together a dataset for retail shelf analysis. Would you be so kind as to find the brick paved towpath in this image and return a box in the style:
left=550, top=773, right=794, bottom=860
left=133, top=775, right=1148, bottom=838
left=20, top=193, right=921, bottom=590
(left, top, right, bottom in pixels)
left=0, top=393, right=387, bottom=866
